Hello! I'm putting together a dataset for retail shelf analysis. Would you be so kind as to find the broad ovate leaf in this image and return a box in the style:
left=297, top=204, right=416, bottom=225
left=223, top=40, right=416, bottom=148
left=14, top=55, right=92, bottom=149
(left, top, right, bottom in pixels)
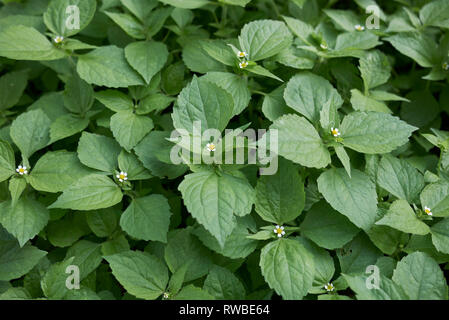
left=260, top=238, right=314, bottom=300
left=317, top=168, right=378, bottom=231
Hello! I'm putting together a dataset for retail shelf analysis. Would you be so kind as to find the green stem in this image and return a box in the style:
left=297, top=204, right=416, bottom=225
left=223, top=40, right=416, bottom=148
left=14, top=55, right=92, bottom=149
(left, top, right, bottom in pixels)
left=221, top=4, right=227, bottom=26
left=269, top=0, right=280, bottom=18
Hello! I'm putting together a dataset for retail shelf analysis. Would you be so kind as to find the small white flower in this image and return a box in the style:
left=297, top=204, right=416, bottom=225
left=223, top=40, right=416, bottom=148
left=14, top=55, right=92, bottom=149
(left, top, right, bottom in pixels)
left=324, top=283, right=335, bottom=292
left=273, top=225, right=285, bottom=238
left=239, top=61, right=248, bottom=69
left=237, top=51, right=248, bottom=58
left=443, top=62, right=449, bottom=71
left=116, top=171, right=128, bottom=182
left=206, top=143, right=216, bottom=152
left=163, top=292, right=170, bottom=299
left=354, top=24, right=365, bottom=31
left=16, top=165, right=28, bottom=175
left=331, top=127, right=341, bottom=137
left=424, top=206, right=432, bottom=216
left=320, top=43, right=328, bottom=50
left=53, top=36, right=64, bottom=44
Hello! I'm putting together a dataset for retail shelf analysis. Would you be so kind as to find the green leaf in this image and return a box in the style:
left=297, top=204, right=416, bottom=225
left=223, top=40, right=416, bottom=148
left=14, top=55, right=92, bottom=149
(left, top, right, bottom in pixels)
left=284, top=72, right=343, bottom=124
left=343, top=273, right=408, bottom=300
left=0, top=198, right=49, bottom=247
left=300, top=201, right=359, bottom=250
left=334, top=145, right=351, bottom=178
left=317, top=168, right=378, bottom=231
left=49, top=114, right=89, bottom=143
left=120, top=194, right=172, bottom=242
left=164, top=228, right=213, bottom=282
left=262, top=85, right=294, bottom=122
left=340, top=111, right=417, bottom=154
left=28, top=151, right=92, bottom=193
left=134, top=131, right=188, bottom=179
left=246, top=64, right=283, bottom=82
left=49, top=174, right=123, bottom=211
left=10, top=109, right=51, bottom=159
left=77, top=132, right=121, bottom=173
left=172, top=76, right=234, bottom=134
left=41, top=257, right=75, bottom=299
left=158, top=0, right=210, bottom=9
left=203, top=265, right=245, bottom=300
left=95, top=90, right=133, bottom=112
left=385, top=33, right=440, bottom=68
left=334, top=32, right=381, bottom=54
left=43, top=0, right=96, bottom=37
left=430, top=218, right=449, bottom=254
left=260, top=238, right=314, bottom=300
left=376, top=200, right=430, bottom=235
left=125, top=41, right=168, bottom=84
left=420, top=181, right=449, bottom=217
left=0, top=231, right=46, bottom=281
left=270, top=114, right=331, bottom=168
left=0, top=140, right=15, bottom=182
left=366, top=223, right=403, bottom=255
left=392, top=252, right=448, bottom=300
left=337, top=233, right=382, bottom=274
left=202, top=72, right=250, bottom=116
left=105, top=251, right=168, bottom=300
left=121, top=0, right=158, bottom=22
left=137, top=93, right=175, bottom=114
left=173, top=284, right=215, bottom=300
left=350, top=88, right=392, bottom=113
left=0, top=70, right=28, bottom=111
left=400, top=90, right=440, bottom=128
left=324, top=9, right=361, bottom=32
left=275, top=46, right=315, bottom=70
left=255, top=157, right=305, bottom=224
left=359, top=50, right=391, bottom=90
left=282, top=16, right=314, bottom=46
left=86, top=207, right=119, bottom=238
left=377, top=155, right=424, bottom=203
left=179, top=170, right=255, bottom=247
left=46, top=213, right=89, bottom=248
left=9, top=176, right=26, bottom=207
left=0, top=287, right=32, bottom=300
left=419, top=0, right=449, bottom=29
left=118, top=150, right=152, bottom=180
left=167, top=263, right=189, bottom=296
left=200, top=39, right=235, bottom=67
left=104, top=12, right=145, bottom=39
left=65, top=240, right=102, bottom=280
left=294, top=237, right=335, bottom=293
left=239, top=20, right=292, bottom=61
left=219, top=0, right=251, bottom=6
left=193, top=221, right=257, bottom=259
left=77, top=45, right=144, bottom=88
left=110, top=110, right=154, bottom=152
left=0, top=26, right=66, bottom=60
left=63, top=73, right=94, bottom=115
left=183, top=40, right=229, bottom=73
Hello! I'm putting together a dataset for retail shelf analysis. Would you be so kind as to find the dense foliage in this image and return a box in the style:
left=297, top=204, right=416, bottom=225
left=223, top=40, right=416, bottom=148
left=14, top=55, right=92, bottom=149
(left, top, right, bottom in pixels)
left=1, top=0, right=449, bottom=300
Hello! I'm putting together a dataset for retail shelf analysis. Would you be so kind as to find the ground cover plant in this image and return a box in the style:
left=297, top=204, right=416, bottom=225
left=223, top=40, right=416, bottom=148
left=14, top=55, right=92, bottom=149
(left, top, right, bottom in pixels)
left=0, top=0, right=449, bottom=301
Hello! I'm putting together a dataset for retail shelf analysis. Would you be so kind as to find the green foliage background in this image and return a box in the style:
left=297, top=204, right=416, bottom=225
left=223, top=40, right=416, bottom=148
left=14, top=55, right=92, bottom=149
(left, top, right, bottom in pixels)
left=0, top=0, right=449, bottom=300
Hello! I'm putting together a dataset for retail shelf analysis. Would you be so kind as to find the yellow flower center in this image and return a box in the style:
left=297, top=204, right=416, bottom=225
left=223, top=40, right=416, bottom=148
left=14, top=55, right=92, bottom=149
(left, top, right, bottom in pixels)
left=425, top=208, right=431, bottom=214
left=19, top=168, right=25, bottom=173
left=119, top=174, right=126, bottom=180
left=208, top=144, right=216, bottom=151
left=276, top=228, right=282, bottom=234
left=332, top=129, right=338, bottom=136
